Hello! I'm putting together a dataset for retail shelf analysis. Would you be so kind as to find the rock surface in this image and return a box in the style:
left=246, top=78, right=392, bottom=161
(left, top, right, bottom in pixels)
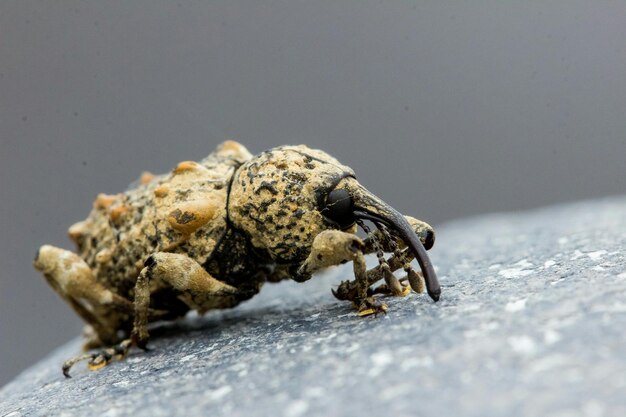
left=2, top=197, right=626, bottom=417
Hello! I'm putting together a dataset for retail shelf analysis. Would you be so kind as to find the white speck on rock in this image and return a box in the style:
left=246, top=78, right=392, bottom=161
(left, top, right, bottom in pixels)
left=112, top=379, right=131, bottom=388
left=313, top=332, right=337, bottom=343
left=543, top=260, right=556, bottom=268
left=368, top=350, right=394, bottom=377
left=543, top=329, right=561, bottom=345
left=206, top=385, right=232, bottom=402
left=304, top=386, right=326, bottom=398
left=370, top=351, right=393, bottom=367
left=179, top=354, right=197, bottom=363
left=570, top=250, right=584, bottom=260
left=499, top=268, right=533, bottom=279
left=285, top=399, right=309, bottom=417
left=587, top=250, right=608, bottom=260
left=506, top=298, right=527, bottom=312
left=499, top=259, right=534, bottom=278
left=345, top=343, right=360, bottom=353
left=101, top=408, right=124, bottom=417
left=304, top=313, right=320, bottom=321
left=508, top=335, right=537, bottom=355
left=380, top=383, right=412, bottom=401
left=550, top=277, right=566, bottom=286
left=488, top=263, right=501, bottom=270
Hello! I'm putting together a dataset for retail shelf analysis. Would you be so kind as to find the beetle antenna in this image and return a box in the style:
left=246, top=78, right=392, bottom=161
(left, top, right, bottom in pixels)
left=377, top=223, right=425, bottom=294
left=356, top=219, right=379, bottom=260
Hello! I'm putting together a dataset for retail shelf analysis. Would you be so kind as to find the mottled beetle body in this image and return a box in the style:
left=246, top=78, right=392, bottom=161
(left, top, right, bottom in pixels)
left=34, top=141, right=439, bottom=376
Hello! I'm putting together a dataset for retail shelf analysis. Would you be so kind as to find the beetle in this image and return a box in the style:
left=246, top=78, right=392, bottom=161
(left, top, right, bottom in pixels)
left=34, top=141, right=440, bottom=377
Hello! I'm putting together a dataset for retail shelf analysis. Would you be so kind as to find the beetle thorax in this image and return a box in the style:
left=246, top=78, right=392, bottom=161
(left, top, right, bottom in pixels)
left=227, top=145, right=355, bottom=263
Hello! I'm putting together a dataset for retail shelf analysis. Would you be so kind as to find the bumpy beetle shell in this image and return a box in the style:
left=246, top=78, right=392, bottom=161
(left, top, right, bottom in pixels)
left=68, top=142, right=253, bottom=298
left=228, top=146, right=356, bottom=263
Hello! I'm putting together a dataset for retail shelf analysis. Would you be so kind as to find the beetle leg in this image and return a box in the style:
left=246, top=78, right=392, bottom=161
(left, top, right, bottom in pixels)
left=62, top=339, right=133, bottom=378
left=404, top=265, right=426, bottom=294
left=34, top=245, right=138, bottom=348
left=59, top=251, right=254, bottom=377
left=134, top=252, right=246, bottom=347
left=295, top=230, right=364, bottom=280
left=295, top=230, right=388, bottom=316
left=332, top=245, right=416, bottom=302
left=356, top=220, right=405, bottom=297
left=62, top=280, right=154, bottom=378
left=360, top=215, right=433, bottom=294
left=361, top=219, right=428, bottom=295
left=372, top=261, right=425, bottom=296
left=35, top=245, right=175, bottom=377
left=370, top=268, right=423, bottom=296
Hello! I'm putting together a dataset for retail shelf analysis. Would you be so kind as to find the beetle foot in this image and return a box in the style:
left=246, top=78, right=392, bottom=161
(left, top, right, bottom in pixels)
left=62, top=338, right=133, bottom=378
left=354, top=297, right=388, bottom=317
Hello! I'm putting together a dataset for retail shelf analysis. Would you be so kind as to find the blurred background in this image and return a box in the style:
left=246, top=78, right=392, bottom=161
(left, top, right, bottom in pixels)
left=1, top=1, right=625, bottom=387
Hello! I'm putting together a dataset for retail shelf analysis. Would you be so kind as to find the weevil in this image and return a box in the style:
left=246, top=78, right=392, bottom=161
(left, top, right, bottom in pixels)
left=34, top=141, right=440, bottom=377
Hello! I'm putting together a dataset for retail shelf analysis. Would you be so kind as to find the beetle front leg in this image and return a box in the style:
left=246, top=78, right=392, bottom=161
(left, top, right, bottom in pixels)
left=295, top=230, right=387, bottom=316
left=331, top=246, right=425, bottom=300
left=133, top=252, right=246, bottom=345
left=358, top=216, right=429, bottom=296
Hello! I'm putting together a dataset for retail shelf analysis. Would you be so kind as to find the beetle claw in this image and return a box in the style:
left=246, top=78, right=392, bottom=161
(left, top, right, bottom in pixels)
left=355, top=298, right=388, bottom=317
left=61, top=338, right=133, bottom=377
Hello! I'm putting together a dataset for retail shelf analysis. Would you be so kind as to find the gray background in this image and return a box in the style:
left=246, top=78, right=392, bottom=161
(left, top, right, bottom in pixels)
left=1, top=1, right=624, bottom=388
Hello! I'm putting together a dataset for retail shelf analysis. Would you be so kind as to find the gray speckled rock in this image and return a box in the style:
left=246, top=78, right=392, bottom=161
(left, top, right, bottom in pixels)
left=2, top=197, right=626, bottom=417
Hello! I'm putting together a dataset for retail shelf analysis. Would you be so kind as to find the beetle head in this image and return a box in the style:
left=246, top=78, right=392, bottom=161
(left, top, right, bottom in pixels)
left=228, top=145, right=440, bottom=301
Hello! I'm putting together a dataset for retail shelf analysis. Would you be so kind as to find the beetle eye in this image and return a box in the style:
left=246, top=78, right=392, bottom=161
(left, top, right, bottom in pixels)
left=322, top=188, right=354, bottom=229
